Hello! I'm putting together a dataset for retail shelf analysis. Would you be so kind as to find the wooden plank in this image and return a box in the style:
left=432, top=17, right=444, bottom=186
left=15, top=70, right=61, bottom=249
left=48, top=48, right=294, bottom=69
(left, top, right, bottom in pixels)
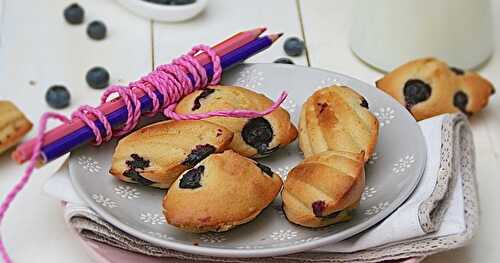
left=0, top=0, right=152, bottom=122
left=300, top=1, right=500, bottom=262
left=152, top=0, right=307, bottom=67
left=0, top=0, right=152, bottom=262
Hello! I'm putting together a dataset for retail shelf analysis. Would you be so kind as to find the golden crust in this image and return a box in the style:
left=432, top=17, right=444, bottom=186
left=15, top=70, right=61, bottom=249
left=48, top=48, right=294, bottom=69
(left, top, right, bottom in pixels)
left=163, top=150, right=283, bottom=233
left=109, top=120, right=233, bottom=189
left=376, top=58, right=494, bottom=120
left=175, top=85, right=298, bottom=158
left=298, top=86, right=379, bottom=161
left=282, top=150, right=365, bottom=228
left=0, top=101, right=33, bottom=154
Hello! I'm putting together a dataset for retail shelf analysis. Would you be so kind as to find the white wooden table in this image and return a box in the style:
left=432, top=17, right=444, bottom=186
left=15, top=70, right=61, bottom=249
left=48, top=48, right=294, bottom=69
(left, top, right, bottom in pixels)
left=0, top=0, right=498, bottom=262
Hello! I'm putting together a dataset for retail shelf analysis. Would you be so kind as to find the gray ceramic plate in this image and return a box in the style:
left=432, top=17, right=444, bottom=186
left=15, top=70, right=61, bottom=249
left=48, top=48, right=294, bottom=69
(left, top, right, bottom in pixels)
left=70, top=63, right=427, bottom=258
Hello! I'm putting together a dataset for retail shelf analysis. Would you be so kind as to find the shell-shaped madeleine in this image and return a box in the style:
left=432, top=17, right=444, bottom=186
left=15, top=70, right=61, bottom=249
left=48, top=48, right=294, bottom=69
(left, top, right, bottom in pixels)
left=282, top=150, right=365, bottom=228
left=163, top=150, right=282, bottom=233
left=175, top=85, right=298, bottom=158
left=109, top=120, right=233, bottom=189
left=299, top=85, right=379, bottom=161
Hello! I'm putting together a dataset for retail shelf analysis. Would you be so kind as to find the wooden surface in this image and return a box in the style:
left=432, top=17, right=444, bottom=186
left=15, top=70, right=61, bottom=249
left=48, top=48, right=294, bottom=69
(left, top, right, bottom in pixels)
left=0, top=0, right=498, bottom=262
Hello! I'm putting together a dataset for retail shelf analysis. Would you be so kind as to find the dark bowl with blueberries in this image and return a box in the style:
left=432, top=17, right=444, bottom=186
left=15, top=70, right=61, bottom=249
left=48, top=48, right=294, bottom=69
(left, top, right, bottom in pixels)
left=114, top=0, right=208, bottom=22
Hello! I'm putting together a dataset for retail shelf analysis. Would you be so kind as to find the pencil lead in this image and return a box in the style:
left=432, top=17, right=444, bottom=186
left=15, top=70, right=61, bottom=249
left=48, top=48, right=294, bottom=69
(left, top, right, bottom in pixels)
left=268, top=33, right=284, bottom=42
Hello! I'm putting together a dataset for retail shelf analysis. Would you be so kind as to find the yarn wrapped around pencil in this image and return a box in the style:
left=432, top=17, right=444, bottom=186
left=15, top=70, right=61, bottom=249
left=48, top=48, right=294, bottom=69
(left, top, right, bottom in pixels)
left=0, top=44, right=286, bottom=263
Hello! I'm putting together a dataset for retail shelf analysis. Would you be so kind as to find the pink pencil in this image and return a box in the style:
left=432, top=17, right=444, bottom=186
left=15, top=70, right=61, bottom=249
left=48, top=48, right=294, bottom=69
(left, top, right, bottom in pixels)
left=13, top=27, right=266, bottom=164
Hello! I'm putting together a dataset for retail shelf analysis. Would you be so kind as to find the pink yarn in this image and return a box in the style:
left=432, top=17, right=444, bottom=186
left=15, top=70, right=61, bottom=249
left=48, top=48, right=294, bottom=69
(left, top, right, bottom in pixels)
left=0, top=45, right=286, bottom=262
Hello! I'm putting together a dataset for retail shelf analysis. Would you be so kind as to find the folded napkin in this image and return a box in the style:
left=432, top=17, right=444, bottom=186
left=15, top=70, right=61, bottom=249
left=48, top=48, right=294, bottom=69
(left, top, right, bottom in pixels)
left=44, top=113, right=479, bottom=263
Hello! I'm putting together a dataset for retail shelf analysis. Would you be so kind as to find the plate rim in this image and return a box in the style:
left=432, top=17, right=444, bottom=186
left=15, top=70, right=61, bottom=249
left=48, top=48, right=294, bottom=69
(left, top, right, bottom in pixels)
left=70, top=62, right=427, bottom=258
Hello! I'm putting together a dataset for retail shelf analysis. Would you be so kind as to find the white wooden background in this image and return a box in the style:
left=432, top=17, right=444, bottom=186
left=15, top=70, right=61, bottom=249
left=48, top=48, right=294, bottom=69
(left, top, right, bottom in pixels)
left=0, top=0, right=499, bottom=262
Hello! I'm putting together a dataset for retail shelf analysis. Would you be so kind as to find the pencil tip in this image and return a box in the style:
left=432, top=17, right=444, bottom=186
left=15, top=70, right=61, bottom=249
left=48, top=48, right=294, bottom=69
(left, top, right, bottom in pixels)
left=268, top=32, right=284, bottom=42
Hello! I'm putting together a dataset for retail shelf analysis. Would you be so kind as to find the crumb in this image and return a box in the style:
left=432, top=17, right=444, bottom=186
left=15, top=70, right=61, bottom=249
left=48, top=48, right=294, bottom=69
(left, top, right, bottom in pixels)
left=29, top=80, right=36, bottom=86
left=192, top=242, right=199, bottom=246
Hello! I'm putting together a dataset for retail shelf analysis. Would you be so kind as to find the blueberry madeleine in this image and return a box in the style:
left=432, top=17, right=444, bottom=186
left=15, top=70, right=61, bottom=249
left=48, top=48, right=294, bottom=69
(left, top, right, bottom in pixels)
left=282, top=150, right=365, bottom=228
left=109, top=120, right=233, bottom=189
left=175, top=85, right=298, bottom=158
left=163, top=150, right=283, bottom=233
left=376, top=58, right=494, bottom=120
left=299, top=85, right=379, bottom=162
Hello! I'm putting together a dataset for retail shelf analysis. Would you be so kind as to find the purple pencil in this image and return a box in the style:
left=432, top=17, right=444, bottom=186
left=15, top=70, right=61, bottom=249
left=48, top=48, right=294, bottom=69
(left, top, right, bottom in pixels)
left=33, top=34, right=281, bottom=163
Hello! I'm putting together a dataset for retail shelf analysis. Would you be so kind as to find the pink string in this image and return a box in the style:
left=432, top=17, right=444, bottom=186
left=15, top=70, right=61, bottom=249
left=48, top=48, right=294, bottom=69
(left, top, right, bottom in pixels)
left=0, top=45, right=286, bottom=262
left=0, top=112, right=70, bottom=263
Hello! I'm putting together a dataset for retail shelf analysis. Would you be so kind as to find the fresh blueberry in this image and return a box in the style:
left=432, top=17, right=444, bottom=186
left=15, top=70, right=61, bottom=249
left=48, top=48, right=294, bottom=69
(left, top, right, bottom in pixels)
left=317, top=102, right=328, bottom=114
left=64, top=3, right=84, bottom=25
left=86, top=66, right=110, bottom=89
left=126, top=154, right=150, bottom=170
left=360, top=97, right=369, bottom=109
left=403, top=79, right=432, bottom=108
left=179, top=165, right=204, bottom=189
left=192, top=88, right=215, bottom=110
left=318, top=210, right=343, bottom=219
left=171, top=0, right=196, bottom=5
left=123, top=169, right=154, bottom=186
left=449, top=67, right=465, bottom=75
left=87, top=21, right=107, bottom=40
left=273, top=57, right=294, bottom=64
left=144, top=0, right=174, bottom=4
left=45, top=85, right=71, bottom=109
left=182, top=144, right=216, bottom=166
left=453, top=91, right=470, bottom=115
left=242, top=117, right=274, bottom=155
left=283, top=37, right=305, bottom=57
left=312, top=200, right=326, bottom=217
left=256, top=162, right=273, bottom=177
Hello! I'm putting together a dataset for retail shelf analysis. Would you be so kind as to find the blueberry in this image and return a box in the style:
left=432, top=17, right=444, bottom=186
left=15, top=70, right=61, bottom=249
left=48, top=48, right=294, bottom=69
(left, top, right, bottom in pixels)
left=360, top=97, right=369, bottom=109
left=273, top=57, right=294, bottom=64
left=450, top=67, right=465, bottom=75
left=126, top=154, right=150, bottom=170
left=318, top=210, right=343, bottom=219
left=182, top=144, right=216, bottom=166
left=171, top=0, right=196, bottom=5
left=86, top=67, right=110, bottom=89
left=283, top=37, right=305, bottom=57
left=192, top=88, right=215, bottom=111
left=256, top=162, right=273, bottom=177
left=403, top=79, right=432, bottom=108
left=453, top=91, right=470, bottom=115
left=317, top=102, right=328, bottom=114
left=143, top=0, right=195, bottom=4
left=242, top=117, right=274, bottom=155
left=45, top=85, right=71, bottom=109
left=179, top=165, right=204, bottom=189
left=87, top=21, right=107, bottom=40
left=311, top=200, right=326, bottom=217
left=123, top=169, right=154, bottom=186
left=64, top=3, right=84, bottom=25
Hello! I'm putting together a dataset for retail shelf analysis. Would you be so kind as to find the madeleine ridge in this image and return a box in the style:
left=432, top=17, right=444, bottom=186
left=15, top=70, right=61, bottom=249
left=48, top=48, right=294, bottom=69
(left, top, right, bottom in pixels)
left=282, top=150, right=365, bottom=228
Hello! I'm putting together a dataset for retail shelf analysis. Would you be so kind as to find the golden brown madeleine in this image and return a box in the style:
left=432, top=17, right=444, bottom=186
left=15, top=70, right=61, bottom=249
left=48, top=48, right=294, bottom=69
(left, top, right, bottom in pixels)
left=376, top=57, right=494, bottom=120
left=175, top=85, right=298, bottom=158
left=163, top=150, right=283, bottom=233
left=299, top=85, right=379, bottom=161
left=282, top=150, right=365, bottom=228
left=109, top=120, right=233, bottom=189
left=0, top=101, right=33, bottom=154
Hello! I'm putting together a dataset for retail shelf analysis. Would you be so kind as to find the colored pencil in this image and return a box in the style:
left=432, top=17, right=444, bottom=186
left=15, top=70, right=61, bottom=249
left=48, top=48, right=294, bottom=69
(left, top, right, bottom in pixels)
left=13, top=28, right=266, bottom=164
left=15, top=33, right=282, bottom=164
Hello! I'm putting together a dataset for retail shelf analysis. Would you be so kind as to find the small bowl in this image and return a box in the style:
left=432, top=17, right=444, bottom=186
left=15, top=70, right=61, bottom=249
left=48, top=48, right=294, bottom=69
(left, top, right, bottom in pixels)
left=115, top=0, right=208, bottom=22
